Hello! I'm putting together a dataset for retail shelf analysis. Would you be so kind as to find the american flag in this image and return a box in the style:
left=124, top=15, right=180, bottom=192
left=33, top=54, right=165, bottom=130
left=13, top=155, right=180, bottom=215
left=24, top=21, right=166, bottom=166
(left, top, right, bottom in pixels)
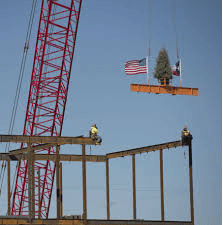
left=125, top=58, right=148, bottom=75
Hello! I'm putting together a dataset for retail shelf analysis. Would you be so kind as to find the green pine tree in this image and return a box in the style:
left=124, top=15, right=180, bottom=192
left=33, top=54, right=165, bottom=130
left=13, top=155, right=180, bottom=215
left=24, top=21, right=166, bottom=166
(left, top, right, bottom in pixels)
left=154, top=48, right=172, bottom=82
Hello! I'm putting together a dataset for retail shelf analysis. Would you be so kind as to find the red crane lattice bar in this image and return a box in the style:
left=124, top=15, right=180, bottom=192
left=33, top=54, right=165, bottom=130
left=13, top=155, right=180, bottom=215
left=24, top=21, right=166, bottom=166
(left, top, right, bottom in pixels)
left=11, top=0, right=82, bottom=218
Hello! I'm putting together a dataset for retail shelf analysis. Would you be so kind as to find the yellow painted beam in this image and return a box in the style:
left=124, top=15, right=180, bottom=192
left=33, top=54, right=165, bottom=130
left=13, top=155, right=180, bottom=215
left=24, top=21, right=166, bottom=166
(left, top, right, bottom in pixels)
left=130, top=84, right=199, bottom=96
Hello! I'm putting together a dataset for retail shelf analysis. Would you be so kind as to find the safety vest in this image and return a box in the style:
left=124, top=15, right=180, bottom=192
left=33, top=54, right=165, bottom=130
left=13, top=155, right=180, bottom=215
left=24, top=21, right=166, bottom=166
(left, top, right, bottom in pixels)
left=91, top=127, right=98, bottom=134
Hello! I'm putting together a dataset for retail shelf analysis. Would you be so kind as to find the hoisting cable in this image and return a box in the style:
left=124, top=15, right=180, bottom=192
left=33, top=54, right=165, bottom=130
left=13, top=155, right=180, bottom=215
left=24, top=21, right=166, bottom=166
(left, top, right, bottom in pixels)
left=147, top=0, right=152, bottom=85
left=0, top=0, right=38, bottom=197
left=171, top=0, right=182, bottom=87
left=171, top=0, right=179, bottom=59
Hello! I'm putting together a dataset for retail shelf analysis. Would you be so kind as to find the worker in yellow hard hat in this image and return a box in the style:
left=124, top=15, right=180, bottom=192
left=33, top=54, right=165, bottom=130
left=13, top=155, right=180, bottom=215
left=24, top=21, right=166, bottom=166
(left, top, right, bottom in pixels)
left=181, top=126, right=192, bottom=145
left=89, top=124, right=102, bottom=144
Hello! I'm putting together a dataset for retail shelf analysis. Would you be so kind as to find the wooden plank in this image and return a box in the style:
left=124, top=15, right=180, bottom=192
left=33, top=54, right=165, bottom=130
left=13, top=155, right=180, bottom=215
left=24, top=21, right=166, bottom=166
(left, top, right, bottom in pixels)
left=130, top=84, right=199, bottom=96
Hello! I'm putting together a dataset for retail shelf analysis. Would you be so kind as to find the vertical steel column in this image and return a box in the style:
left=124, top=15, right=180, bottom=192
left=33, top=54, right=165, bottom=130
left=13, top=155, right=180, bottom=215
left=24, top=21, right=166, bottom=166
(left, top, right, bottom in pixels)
left=132, top=155, right=136, bottom=220
left=38, top=168, right=41, bottom=219
left=160, top=150, right=165, bottom=221
left=188, top=141, right=194, bottom=224
left=56, top=145, right=61, bottom=219
left=27, top=144, right=32, bottom=219
left=106, top=158, right=110, bottom=220
left=60, top=162, right=63, bottom=217
left=82, top=144, right=87, bottom=221
left=7, top=160, right=11, bottom=215
left=31, top=145, right=35, bottom=219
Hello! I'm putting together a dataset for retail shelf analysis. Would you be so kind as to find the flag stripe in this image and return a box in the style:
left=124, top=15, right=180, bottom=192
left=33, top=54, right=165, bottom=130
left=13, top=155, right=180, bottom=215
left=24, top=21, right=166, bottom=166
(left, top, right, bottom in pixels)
left=125, top=58, right=147, bottom=75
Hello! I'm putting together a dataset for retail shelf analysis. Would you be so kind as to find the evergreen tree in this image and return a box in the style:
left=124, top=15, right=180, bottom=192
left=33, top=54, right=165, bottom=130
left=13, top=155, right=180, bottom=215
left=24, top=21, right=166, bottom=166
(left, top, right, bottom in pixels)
left=154, top=48, right=172, bottom=81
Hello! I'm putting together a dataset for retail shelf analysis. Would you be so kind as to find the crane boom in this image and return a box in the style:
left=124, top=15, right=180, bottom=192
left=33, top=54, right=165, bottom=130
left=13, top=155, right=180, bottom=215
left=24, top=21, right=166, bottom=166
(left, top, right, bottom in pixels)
left=11, top=0, right=82, bottom=218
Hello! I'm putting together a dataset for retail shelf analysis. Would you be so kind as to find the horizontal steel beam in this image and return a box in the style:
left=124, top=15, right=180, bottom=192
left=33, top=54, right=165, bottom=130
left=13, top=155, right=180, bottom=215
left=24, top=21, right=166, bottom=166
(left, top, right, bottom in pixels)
left=130, top=84, right=199, bottom=96
left=106, top=140, right=182, bottom=159
left=9, top=143, right=57, bottom=155
left=0, top=141, right=183, bottom=162
left=0, top=135, right=97, bottom=145
left=0, top=153, right=106, bottom=162
left=0, top=218, right=192, bottom=225
left=88, top=220, right=192, bottom=225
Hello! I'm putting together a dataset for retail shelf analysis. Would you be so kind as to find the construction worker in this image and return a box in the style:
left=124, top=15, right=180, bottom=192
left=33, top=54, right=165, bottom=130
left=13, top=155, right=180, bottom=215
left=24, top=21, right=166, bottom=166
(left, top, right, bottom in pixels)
left=181, top=126, right=192, bottom=145
left=89, top=124, right=102, bottom=144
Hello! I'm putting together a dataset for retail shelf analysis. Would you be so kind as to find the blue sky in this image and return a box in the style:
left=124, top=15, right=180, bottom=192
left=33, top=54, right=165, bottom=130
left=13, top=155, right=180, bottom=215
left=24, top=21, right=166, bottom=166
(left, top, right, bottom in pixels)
left=0, top=0, right=221, bottom=224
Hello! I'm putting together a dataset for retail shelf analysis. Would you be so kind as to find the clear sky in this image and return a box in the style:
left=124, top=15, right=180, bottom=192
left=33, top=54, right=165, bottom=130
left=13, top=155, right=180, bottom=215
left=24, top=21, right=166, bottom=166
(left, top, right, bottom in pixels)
left=0, top=0, right=221, bottom=224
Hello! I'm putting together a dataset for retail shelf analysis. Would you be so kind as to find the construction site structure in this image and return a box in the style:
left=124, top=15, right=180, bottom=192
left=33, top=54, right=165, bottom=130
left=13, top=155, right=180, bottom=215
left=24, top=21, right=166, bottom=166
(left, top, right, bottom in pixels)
left=0, top=133, right=194, bottom=225
left=0, top=1, right=197, bottom=224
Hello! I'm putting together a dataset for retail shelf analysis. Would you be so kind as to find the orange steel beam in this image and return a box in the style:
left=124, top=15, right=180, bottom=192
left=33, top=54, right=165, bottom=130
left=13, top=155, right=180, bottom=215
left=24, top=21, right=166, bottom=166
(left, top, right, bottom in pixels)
left=130, top=84, right=199, bottom=96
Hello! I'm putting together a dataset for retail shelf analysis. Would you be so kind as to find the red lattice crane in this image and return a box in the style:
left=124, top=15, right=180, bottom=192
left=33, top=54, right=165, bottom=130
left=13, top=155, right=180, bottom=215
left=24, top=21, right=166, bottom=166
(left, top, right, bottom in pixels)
left=11, top=0, right=82, bottom=218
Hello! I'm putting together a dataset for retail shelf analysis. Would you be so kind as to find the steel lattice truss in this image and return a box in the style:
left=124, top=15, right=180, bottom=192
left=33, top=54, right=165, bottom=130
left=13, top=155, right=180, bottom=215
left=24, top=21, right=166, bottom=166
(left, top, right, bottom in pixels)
left=11, top=0, right=82, bottom=218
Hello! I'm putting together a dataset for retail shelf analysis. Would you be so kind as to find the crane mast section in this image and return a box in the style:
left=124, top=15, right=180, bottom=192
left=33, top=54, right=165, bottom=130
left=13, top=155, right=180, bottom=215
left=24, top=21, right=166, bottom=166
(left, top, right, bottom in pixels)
left=11, top=0, right=82, bottom=218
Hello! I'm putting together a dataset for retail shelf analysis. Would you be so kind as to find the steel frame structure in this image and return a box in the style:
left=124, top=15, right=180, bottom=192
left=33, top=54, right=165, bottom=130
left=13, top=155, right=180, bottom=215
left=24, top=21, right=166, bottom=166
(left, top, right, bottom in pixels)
left=11, top=0, right=82, bottom=218
left=0, top=134, right=194, bottom=225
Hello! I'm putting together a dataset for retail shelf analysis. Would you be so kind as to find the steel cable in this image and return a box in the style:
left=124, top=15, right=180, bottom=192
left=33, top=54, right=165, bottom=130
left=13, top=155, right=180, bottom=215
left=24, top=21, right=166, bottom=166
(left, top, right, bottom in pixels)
left=0, top=0, right=38, bottom=197
left=171, top=0, right=179, bottom=59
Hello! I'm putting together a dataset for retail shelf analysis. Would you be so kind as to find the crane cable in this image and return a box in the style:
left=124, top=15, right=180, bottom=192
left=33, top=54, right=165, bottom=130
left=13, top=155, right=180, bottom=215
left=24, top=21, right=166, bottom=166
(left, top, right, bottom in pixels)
left=171, top=0, right=182, bottom=86
left=0, top=0, right=37, bottom=197
left=171, top=0, right=179, bottom=59
left=147, top=0, right=152, bottom=84
left=148, top=0, right=152, bottom=58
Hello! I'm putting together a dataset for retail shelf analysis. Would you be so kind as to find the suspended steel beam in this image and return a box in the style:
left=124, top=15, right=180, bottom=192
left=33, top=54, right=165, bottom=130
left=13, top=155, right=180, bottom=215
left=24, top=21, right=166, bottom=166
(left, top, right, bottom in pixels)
left=0, top=135, right=97, bottom=145
left=130, top=84, right=199, bottom=96
left=107, top=141, right=182, bottom=159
